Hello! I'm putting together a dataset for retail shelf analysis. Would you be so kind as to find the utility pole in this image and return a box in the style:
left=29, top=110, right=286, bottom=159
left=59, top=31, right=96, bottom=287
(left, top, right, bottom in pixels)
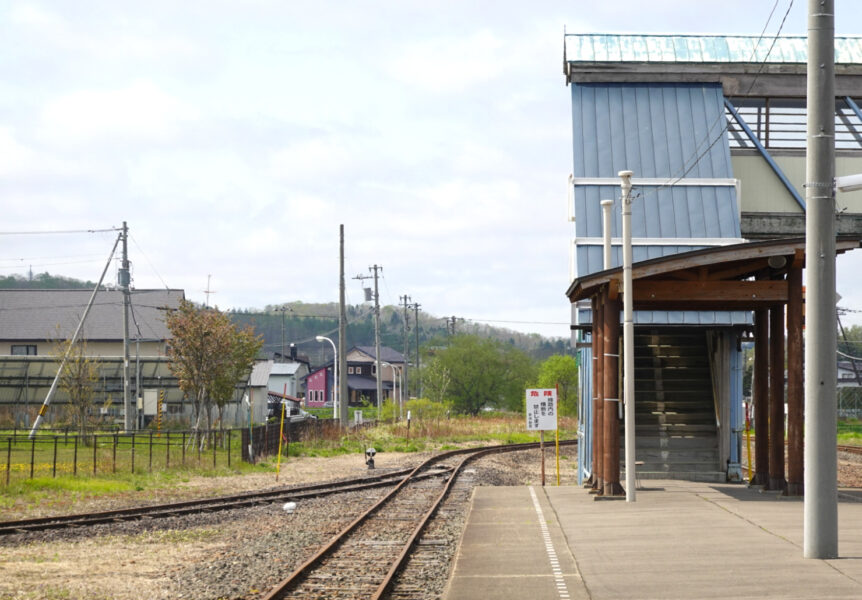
left=371, top=265, right=382, bottom=416
left=804, top=0, right=837, bottom=559
left=400, top=295, right=411, bottom=409
left=355, top=265, right=383, bottom=415
left=339, top=226, right=349, bottom=426
left=413, top=302, right=421, bottom=397
left=277, top=305, right=290, bottom=360
left=120, top=221, right=133, bottom=432
left=204, top=274, right=216, bottom=308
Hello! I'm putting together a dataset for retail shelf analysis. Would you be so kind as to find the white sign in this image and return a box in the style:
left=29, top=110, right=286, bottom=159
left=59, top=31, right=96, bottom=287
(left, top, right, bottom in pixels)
left=526, top=388, right=557, bottom=431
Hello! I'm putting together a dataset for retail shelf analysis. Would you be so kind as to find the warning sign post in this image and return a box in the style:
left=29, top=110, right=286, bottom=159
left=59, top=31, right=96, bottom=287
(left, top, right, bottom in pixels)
left=526, top=388, right=558, bottom=486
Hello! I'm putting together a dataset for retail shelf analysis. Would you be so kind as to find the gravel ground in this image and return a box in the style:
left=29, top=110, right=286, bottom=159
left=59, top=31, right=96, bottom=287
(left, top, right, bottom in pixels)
left=0, top=444, right=856, bottom=600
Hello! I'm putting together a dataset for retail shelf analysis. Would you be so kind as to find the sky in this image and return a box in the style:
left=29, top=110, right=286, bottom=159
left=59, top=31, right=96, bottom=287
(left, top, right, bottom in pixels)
left=2, top=0, right=862, bottom=339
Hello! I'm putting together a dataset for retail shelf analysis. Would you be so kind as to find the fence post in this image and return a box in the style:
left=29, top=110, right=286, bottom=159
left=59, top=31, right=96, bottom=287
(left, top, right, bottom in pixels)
left=112, top=433, right=117, bottom=474
left=53, top=436, right=58, bottom=478
left=93, top=434, right=98, bottom=475
left=182, top=432, right=186, bottom=465
left=166, top=431, right=170, bottom=469
left=73, top=435, right=78, bottom=476
left=212, top=430, right=217, bottom=469
left=197, top=434, right=201, bottom=465
left=131, top=433, right=135, bottom=474
left=227, top=430, right=231, bottom=468
left=6, top=439, right=11, bottom=486
left=29, top=437, right=35, bottom=480
left=149, top=431, right=153, bottom=472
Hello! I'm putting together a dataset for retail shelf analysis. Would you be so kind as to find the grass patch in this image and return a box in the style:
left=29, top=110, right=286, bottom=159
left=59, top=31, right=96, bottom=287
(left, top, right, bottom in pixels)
left=838, top=418, right=862, bottom=446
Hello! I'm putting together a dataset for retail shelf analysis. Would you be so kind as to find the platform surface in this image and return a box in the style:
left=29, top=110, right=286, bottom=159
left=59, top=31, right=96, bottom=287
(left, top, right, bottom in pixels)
left=443, top=481, right=862, bottom=600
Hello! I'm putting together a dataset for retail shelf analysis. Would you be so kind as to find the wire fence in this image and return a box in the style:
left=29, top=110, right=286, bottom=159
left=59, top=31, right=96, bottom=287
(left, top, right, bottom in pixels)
left=838, top=387, right=862, bottom=419
left=1, top=429, right=238, bottom=486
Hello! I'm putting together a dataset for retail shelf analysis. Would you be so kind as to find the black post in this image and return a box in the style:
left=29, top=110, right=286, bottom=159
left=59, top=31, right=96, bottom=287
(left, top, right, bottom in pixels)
left=93, top=434, right=98, bottom=475
left=148, top=431, right=153, bottom=472
left=53, top=437, right=58, bottom=478
left=182, top=432, right=186, bottom=465
left=29, top=437, right=35, bottom=479
left=131, top=433, right=135, bottom=474
left=73, top=436, right=78, bottom=476
left=112, top=434, right=117, bottom=474
left=212, top=430, right=216, bottom=469
left=166, top=432, right=170, bottom=469
left=227, top=430, right=231, bottom=468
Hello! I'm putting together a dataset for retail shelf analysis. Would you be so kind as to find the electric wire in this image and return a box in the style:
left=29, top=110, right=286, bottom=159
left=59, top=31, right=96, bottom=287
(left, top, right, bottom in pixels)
left=129, top=234, right=171, bottom=291
left=0, top=228, right=120, bottom=235
left=622, top=0, right=795, bottom=207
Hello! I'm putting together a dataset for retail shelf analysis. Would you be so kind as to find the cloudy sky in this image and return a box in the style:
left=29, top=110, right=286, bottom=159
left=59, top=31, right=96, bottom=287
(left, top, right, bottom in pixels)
left=2, top=0, right=862, bottom=338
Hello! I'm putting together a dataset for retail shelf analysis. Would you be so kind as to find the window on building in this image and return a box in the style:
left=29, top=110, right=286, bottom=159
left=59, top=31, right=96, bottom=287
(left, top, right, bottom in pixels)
left=348, top=366, right=354, bottom=375
left=372, top=364, right=377, bottom=375
left=11, top=345, right=37, bottom=356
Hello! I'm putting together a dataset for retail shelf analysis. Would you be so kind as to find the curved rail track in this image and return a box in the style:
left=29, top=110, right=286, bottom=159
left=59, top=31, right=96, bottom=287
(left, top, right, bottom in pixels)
left=262, top=439, right=576, bottom=600
left=838, top=444, right=862, bottom=456
left=0, top=466, right=440, bottom=536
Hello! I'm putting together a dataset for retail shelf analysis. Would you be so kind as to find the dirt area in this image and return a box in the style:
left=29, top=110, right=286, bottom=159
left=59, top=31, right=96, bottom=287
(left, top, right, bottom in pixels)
left=0, top=448, right=580, bottom=600
left=0, top=451, right=428, bottom=521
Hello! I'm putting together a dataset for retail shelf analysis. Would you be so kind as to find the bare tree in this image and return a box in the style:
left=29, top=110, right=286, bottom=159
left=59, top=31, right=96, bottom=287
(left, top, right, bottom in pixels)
left=54, top=334, right=100, bottom=439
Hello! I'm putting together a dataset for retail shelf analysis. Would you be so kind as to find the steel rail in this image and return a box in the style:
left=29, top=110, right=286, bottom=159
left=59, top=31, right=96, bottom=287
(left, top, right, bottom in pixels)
left=0, top=466, right=428, bottom=535
left=262, top=439, right=577, bottom=600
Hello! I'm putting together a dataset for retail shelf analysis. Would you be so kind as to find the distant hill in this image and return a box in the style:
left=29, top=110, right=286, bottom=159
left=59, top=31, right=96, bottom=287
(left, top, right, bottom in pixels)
left=0, top=273, right=98, bottom=290
left=2, top=273, right=570, bottom=364
left=228, top=302, right=570, bottom=365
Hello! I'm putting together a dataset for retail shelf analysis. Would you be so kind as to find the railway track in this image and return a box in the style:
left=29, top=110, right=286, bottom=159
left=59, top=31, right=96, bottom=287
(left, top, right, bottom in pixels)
left=838, top=444, right=862, bottom=456
left=0, top=465, right=439, bottom=536
left=263, top=439, right=576, bottom=600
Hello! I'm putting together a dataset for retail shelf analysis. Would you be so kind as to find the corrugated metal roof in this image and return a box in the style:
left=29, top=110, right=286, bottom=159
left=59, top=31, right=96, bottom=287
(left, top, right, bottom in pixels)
left=249, top=360, right=272, bottom=387
left=569, top=82, right=746, bottom=326
left=0, top=289, right=184, bottom=341
left=270, top=362, right=301, bottom=376
left=565, top=34, right=862, bottom=64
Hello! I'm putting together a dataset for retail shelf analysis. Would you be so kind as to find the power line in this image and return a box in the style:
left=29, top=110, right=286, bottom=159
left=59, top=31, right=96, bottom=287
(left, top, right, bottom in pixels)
left=0, top=227, right=120, bottom=235
left=630, top=0, right=795, bottom=203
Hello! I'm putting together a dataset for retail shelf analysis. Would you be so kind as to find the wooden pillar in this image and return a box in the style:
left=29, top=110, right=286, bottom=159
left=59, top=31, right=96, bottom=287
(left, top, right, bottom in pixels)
left=769, top=303, right=786, bottom=491
left=589, top=296, right=599, bottom=488
left=593, top=294, right=605, bottom=491
left=752, top=308, right=770, bottom=486
left=786, top=265, right=804, bottom=496
left=603, top=293, right=624, bottom=496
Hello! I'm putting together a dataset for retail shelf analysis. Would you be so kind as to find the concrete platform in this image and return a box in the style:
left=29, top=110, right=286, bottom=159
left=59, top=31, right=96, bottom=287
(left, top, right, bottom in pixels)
left=443, top=481, right=862, bottom=600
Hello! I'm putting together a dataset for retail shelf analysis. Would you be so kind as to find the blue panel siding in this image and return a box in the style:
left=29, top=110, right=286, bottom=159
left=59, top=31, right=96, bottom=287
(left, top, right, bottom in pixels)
left=569, top=82, right=748, bottom=327
left=577, top=306, right=751, bottom=328
left=573, top=185, right=740, bottom=246
left=570, top=83, right=733, bottom=179
left=577, top=340, right=592, bottom=485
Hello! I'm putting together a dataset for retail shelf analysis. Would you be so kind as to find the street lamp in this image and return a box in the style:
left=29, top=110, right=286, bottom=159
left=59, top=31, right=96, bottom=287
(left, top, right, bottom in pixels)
left=315, top=335, right=338, bottom=419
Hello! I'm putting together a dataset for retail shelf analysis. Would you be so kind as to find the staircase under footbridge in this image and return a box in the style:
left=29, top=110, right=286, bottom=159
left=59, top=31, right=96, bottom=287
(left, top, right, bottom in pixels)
left=623, top=329, right=725, bottom=482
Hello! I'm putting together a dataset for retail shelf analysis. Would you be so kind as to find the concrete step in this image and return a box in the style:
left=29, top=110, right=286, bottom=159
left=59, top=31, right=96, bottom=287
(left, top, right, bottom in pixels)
left=636, top=423, right=718, bottom=434
left=635, top=448, right=719, bottom=461
left=623, top=468, right=727, bottom=482
left=635, top=436, right=718, bottom=450
left=636, top=379, right=715, bottom=391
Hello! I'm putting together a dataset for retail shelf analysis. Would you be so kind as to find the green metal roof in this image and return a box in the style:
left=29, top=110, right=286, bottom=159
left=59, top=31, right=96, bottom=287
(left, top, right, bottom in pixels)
left=565, top=34, right=862, bottom=64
